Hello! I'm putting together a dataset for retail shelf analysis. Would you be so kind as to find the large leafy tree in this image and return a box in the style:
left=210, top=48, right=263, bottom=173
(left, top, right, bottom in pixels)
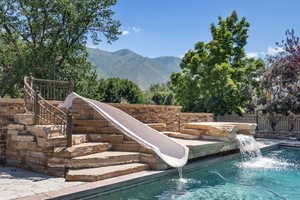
left=0, top=0, right=120, bottom=97
left=259, top=30, right=300, bottom=115
left=97, top=78, right=143, bottom=104
left=171, top=11, right=265, bottom=115
left=143, top=83, right=174, bottom=105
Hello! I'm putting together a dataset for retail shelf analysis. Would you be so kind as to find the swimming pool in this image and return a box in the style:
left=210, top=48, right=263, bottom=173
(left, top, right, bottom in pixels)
left=100, top=147, right=300, bottom=200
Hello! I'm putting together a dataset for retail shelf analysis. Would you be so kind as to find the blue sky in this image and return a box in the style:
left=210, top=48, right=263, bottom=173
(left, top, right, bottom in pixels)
left=89, top=0, right=300, bottom=58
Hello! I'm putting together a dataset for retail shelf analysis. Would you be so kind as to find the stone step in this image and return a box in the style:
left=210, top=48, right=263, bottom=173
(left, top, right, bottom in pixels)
left=7, top=124, right=25, bottom=131
left=147, top=123, right=166, bottom=131
left=36, top=136, right=66, bottom=149
left=73, top=119, right=109, bottom=127
left=36, top=134, right=87, bottom=149
left=112, top=143, right=141, bottom=152
left=14, top=113, right=34, bottom=125
left=66, top=163, right=148, bottom=182
left=123, top=140, right=139, bottom=145
left=162, top=131, right=200, bottom=140
left=71, top=134, right=88, bottom=145
left=183, top=122, right=239, bottom=130
left=181, top=128, right=206, bottom=136
left=140, top=153, right=169, bottom=170
left=181, top=128, right=232, bottom=141
left=112, top=143, right=154, bottom=154
left=53, top=142, right=111, bottom=158
left=9, top=134, right=35, bottom=142
left=182, top=122, right=242, bottom=141
left=88, top=134, right=124, bottom=144
left=183, top=123, right=208, bottom=130
left=123, top=135, right=135, bottom=141
left=73, top=126, right=121, bottom=134
left=26, top=125, right=64, bottom=138
left=69, top=151, right=141, bottom=169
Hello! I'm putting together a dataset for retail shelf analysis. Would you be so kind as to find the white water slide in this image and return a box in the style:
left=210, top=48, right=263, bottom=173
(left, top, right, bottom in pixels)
left=59, top=93, right=189, bottom=168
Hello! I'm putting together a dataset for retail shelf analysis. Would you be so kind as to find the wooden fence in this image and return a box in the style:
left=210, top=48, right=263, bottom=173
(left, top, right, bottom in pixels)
left=216, top=114, right=300, bottom=139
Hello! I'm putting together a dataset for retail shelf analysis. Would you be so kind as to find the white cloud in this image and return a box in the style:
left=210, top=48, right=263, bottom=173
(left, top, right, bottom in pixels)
left=121, top=30, right=130, bottom=35
left=120, top=26, right=142, bottom=36
left=245, top=47, right=285, bottom=59
left=266, top=47, right=284, bottom=56
left=132, top=26, right=141, bottom=33
left=246, top=52, right=259, bottom=58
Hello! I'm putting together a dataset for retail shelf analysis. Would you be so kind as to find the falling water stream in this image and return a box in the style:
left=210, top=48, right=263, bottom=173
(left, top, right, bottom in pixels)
left=236, top=134, right=262, bottom=161
left=235, top=134, right=292, bottom=169
left=177, top=167, right=183, bottom=179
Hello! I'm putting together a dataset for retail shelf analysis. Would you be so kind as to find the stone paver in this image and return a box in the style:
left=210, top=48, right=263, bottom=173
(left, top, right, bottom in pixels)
left=0, top=167, right=82, bottom=200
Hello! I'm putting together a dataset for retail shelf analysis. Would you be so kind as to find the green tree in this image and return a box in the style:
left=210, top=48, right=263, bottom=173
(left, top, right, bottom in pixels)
left=97, top=78, right=143, bottom=104
left=171, top=11, right=265, bottom=115
left=0, top=0, right=120, bottom=97
left=143, top=83, right=174, bottom=105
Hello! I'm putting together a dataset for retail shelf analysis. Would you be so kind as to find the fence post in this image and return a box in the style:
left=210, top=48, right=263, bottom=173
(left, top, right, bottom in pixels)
left=66, top=112, right=73, bottom=147
left=33, top=91, right=40, bottom=124
left=255, top=111, right=259, bottom=132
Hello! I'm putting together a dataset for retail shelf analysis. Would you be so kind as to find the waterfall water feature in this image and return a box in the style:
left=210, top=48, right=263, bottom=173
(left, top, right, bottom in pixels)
left=235, top=134, right=292, bottom=169
left=236, top=134, right=262, bottom=161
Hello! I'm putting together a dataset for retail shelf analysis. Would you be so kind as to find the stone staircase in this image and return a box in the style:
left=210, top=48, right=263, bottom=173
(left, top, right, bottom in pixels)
left=6, top=111, right=255, bottom=182
left=6, top=113, right=167, bottom=182
left=66, top=163, right=148, bottom=182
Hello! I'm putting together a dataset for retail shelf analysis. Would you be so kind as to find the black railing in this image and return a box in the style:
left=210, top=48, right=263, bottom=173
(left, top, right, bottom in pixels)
left=24, top=76, right=73, bottom=146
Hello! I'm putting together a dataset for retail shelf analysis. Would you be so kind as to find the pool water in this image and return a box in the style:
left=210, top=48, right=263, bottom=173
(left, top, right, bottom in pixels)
left=100, top=147, right=300, bottom=200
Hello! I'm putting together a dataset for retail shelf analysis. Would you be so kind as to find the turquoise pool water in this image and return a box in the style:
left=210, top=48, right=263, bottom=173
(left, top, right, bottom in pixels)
left=100, top=147, right=300, bottom=200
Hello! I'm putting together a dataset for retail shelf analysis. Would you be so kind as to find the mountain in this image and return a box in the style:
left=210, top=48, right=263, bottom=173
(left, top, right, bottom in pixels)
left=87, top=48, right=181, bottom=89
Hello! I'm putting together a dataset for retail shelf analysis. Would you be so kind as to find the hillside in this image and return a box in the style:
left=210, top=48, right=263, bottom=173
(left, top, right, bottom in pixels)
left=87, top=48, right=181, bottom=89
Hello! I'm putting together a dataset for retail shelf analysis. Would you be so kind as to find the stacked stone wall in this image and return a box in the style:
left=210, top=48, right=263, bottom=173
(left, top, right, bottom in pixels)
left=109, top=103, right=182, bottom=132
left=0, top=99, right=216, bottom=135
left=0, top=99, right=25, bottom=163
left=71, top=99, right=182, bottom=132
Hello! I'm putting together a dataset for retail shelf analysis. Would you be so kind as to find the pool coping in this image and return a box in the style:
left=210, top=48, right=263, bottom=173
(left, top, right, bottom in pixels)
left=17, top=140, right=282, bottom=200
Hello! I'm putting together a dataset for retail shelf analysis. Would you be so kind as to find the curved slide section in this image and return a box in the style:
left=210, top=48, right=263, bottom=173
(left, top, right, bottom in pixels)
left=59, top=93, right=189, bottom=168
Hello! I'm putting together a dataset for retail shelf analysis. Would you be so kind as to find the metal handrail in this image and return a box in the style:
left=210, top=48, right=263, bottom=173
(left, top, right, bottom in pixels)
left=24, top=76, right=73, bottom=146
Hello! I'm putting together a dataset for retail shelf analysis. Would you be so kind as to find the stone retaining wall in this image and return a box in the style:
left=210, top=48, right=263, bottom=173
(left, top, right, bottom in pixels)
left=71, top=100, right=182, bottom=131
left=0, top=98, right=214, bottom=134
left=0, top=99, right=26, bottom=163
left=109, top=103, right=182, bottom=132
left=72, top=102, right=214, bottom=132
left=0, top=99, right=25, bottom=114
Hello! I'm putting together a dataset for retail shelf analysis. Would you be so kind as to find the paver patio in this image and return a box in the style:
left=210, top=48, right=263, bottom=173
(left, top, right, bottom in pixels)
left=0, top=167, right=82, bottom=200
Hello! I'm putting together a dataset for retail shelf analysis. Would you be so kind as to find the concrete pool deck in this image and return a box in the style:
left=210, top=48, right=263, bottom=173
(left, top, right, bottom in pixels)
left=0, top=138, right=291, bottom=200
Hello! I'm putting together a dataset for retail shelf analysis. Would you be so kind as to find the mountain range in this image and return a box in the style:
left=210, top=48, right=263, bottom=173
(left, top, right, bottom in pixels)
left=87, top=48, right=181, bottom=89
